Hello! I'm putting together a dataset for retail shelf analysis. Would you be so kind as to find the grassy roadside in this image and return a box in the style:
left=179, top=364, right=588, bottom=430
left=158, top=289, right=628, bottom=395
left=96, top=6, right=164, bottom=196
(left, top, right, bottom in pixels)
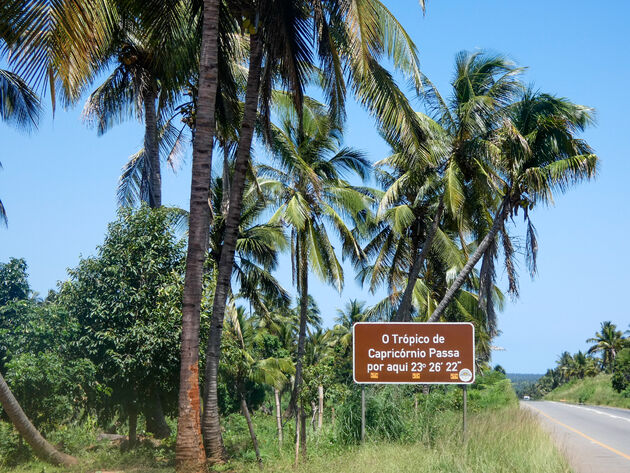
left=227, top=407, right=571, bottom=473
left=545, top=374, right=630, bottom=409
left=2, top=375, right=572, bottom=473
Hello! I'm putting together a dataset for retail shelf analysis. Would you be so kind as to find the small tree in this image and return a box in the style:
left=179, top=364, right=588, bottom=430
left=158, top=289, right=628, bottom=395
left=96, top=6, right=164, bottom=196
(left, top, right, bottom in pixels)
left=0, top=259, right=79, bottom=466
left=60, top=206, right=185, bottom=442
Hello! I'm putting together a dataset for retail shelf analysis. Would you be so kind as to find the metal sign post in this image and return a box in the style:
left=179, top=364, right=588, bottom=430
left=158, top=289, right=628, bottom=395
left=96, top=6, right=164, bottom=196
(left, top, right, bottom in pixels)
left=361, top=385, right=366, bottom=443
left=462, top=384, right=467, bottom=438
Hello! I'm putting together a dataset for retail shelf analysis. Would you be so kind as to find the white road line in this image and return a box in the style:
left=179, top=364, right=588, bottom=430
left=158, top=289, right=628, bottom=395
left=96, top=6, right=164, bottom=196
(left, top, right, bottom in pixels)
left=548, top=401, right=630, bottom=425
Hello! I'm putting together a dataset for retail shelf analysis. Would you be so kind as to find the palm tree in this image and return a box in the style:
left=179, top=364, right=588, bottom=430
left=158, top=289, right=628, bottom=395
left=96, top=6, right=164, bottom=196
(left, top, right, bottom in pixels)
left=201, top=0, right=427, bottom=461
left=569, top=351, right=598, bottom=379
left=82, top=12, right=194, bottom=208
left=221, top=306, right=294, bottom=466
left=207, top=175, right=290, bottom=314
left=330, top=299, right=369, bottom=348
left=1, top=0, right=114, bottom=108
left=0, top=15, right=82, bottom=467
left=0, top=70, right=40, bottom=226
left=368, top=125, right=447, bottom=322
left=556, top=351, right=574, bottom=383
left=1, top=9, right=41, bottom=225
left=368, top=52, right=524, bottom=323
left=587, top=321, right=625, bottom=373
left=428, top=61, right=599, bottom=322
left=202, top=173, right=289, bottom=454
left=260, top=103, right=370, bottom=459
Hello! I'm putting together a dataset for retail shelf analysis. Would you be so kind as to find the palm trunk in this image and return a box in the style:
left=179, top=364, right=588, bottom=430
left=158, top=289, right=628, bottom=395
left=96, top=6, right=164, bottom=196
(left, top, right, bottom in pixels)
left=175, top=0, right=221, bottom=469
left=221, top=143, right=231, bottom=215
left=288, top=232, right=309, bottom=417
left=317, top=385, right=324, bottom=429
left=0, top=373, right=77, bottom=466
left=202, top=34, right=263, bottom=463
left=428, top=197, right=510, bottom=322
left=395, top=198, right=444, bottom=322
left=144, top=392, right=171, bottom=439
left=274, top=388, right=283, bottom=447
left=240, top=393, right=262, bottom=467
left=144, top=85, right=161, bottom=208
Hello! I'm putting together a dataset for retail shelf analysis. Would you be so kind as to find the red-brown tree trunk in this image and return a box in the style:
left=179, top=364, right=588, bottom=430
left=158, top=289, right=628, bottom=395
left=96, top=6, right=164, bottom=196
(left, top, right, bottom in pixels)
left=175, top=0, right=220, bottom=470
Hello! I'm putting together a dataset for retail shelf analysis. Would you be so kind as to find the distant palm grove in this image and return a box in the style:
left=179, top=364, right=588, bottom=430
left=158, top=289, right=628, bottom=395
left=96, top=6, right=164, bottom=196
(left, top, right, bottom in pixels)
left=527, top=321, right=630, bottom=399
left=0, top=0, right=600, bottom=472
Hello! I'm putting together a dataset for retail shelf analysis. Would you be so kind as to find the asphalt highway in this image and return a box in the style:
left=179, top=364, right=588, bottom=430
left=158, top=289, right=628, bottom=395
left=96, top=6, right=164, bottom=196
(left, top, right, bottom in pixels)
left=522, top=400, right=630, bottom=473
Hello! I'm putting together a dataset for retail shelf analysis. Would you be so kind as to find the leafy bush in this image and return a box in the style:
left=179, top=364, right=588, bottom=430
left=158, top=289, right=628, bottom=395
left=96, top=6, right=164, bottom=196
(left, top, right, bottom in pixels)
left=612, top=348, right=630, bottom=396
left=4, top=352, right=97, bottom=431
left=0, top=421, right=31, bottom=467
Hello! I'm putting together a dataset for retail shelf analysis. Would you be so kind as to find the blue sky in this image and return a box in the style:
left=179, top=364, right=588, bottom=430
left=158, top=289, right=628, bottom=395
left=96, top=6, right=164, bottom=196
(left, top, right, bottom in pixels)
left=1, top=0, right=628, bottom=373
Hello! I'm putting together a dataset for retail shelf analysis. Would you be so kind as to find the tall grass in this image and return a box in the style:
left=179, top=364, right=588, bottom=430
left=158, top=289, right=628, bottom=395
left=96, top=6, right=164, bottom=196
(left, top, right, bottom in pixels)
left=229, top=407, right=571, bottom=473
left=545, top=374, right=630, bottom=408
left=1, top=375, right=569, bottom=473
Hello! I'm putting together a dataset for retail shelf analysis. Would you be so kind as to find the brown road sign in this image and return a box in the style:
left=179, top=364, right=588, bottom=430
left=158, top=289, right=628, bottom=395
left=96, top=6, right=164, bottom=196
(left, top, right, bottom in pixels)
left=353, top=322, right=475, bottom=384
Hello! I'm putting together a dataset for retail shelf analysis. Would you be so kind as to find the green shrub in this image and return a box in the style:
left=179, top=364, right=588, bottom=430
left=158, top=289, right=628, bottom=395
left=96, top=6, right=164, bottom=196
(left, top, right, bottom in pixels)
left=0, top=421, right=31, bottom=467
left=612, top=348, right=630, bottom=394
left=4, top=352, right=97, bottom=432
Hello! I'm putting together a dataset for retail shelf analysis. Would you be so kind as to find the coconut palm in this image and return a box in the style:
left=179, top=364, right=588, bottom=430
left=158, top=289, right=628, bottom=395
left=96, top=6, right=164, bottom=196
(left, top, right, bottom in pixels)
left=0, top=373, right=78, bottom=466
left=330, top=299, right=369, bottom=348
left=0, top=16, right=82, bottom=468
left=369, top=52, right=525, bottom=323
left=366, top=127, right=448, bottom=322
left=261, top=102, right=370, bottom=418
left=221, top=306, right=294, bottom=466
left=0, top=69, right=40, bottom=226
left=82, top=12, right=195, bottom=208
left=556, top=351, right=574, bottom=383
left=587, top=321, right=625, bottom=373
left=428, top=69, right=599, bottom=322
left=569, top=351, right=598, bottom=379
left=257, top=103, right=369, bottom=458
left=1, top=0, right=114, bottom=108
left=207, top=175, right=290, bottom=315
left=201, top=0, right=427, bottom=461
left=1, top=9, right=41, bottom=226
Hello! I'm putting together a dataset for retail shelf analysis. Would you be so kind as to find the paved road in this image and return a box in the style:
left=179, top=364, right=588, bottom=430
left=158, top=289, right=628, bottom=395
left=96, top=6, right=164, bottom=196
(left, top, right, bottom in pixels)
left=522, top=400, right=630, bottom=473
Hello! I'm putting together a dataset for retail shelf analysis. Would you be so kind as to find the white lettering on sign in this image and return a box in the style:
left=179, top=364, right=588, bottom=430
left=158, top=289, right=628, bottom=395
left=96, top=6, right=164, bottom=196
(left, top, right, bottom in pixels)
left=353, top=322, right=475, bottom=384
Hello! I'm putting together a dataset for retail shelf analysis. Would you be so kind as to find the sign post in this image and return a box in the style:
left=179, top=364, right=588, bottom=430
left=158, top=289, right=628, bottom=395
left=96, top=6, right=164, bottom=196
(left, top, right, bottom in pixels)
left=463, top=384, right=468, bottom=438
left=361, top=385, right=366, bottom=443
left=353, top=322, right=475, bottom=440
